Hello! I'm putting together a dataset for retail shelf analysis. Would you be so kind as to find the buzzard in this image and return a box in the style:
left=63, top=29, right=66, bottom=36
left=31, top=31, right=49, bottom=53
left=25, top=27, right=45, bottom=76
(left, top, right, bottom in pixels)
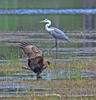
left=20, top=42, right=50, bottom=79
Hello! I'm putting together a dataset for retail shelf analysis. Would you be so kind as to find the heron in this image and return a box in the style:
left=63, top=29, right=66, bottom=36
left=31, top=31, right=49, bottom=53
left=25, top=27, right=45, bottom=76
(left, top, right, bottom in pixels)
left=40, top=19, right=71, bottom=59
left=20, top=42, right=50, bottom=79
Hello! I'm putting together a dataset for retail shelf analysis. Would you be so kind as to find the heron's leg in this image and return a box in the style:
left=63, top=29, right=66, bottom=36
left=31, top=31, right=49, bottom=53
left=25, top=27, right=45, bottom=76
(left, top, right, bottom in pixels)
left=50, top=39, right=58, bottom=59
left=52, top=40, right=57, bottom=48
left=55, top=39, right=58, bottom=59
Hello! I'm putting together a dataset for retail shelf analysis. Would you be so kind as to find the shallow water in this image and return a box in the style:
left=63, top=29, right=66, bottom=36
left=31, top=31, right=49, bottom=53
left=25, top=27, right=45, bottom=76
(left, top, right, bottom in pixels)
left=0, top=69, right=96, bottom=97
left=0, top=32, right=96, bottom=61
left=0, top=32, right=96, bottom=98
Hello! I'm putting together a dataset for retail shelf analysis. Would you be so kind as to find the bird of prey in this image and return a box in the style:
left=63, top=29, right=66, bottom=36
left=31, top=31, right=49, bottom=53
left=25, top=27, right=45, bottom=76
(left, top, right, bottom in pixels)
left=20, top=42, right=50, bottom=79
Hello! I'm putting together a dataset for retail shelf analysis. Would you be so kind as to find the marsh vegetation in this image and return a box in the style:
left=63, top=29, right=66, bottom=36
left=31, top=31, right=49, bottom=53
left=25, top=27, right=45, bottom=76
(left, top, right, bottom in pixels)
left=0, top=32, right=96, bottom=99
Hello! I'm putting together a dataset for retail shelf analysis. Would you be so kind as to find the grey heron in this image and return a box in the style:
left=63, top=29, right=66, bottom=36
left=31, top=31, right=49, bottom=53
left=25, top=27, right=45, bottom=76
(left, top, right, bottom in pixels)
left=20, top=42, right=50, bottom=79
left=40, top=19, right=71, bottom=59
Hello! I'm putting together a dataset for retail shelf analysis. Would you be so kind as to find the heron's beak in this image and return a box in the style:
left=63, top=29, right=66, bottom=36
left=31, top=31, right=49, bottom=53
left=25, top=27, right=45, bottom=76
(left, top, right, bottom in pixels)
left=40, top=20, right=44, bottom=23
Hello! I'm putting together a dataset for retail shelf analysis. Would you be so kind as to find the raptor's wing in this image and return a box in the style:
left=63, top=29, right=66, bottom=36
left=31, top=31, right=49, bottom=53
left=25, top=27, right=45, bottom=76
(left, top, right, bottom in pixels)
left=20, top=42, right=43, bottom=59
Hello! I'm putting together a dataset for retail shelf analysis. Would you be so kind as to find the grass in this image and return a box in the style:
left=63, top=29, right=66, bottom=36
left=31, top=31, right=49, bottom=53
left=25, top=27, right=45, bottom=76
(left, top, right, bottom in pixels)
left=1, top=55, right=96, bottom=73
left=1, top=95, right=96, bottom=100
left=0, top=32, right=96, bottom=99
left=0, top=42, right=83, bottom=60
left=0, top=56, right=96, bottom=82
left=0, top=14, right=84, bottom=31
left=0, top=0, right=96, bottom=31
left=0, top=57, right=96, bottom=99
left=46, top=57, right=96, bottom=71
left=0, top=0, right=85, bottom=9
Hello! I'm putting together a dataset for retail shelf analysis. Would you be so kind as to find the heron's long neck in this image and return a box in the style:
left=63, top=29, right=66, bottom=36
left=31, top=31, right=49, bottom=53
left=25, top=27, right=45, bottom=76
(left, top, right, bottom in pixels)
left=45, top=21, right=52, bottom=32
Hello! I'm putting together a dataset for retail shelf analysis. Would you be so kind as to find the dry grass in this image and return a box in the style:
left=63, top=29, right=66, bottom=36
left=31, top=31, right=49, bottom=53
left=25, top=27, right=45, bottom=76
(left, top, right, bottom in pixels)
left=47, top=57, right=96, bottom=71
left=0, top=58, right=96, bottom=99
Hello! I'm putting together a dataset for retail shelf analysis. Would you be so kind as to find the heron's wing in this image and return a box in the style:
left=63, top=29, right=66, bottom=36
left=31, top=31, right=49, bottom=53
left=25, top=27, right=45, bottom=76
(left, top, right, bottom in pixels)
left=51, top=27, right=71, bottom=42
left=20, top=42, right=43, bottom=59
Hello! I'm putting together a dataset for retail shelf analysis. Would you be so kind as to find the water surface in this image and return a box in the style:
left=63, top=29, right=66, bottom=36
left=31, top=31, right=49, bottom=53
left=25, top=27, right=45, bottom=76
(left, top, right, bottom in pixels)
left=0, top=32, right=96, bottom=98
